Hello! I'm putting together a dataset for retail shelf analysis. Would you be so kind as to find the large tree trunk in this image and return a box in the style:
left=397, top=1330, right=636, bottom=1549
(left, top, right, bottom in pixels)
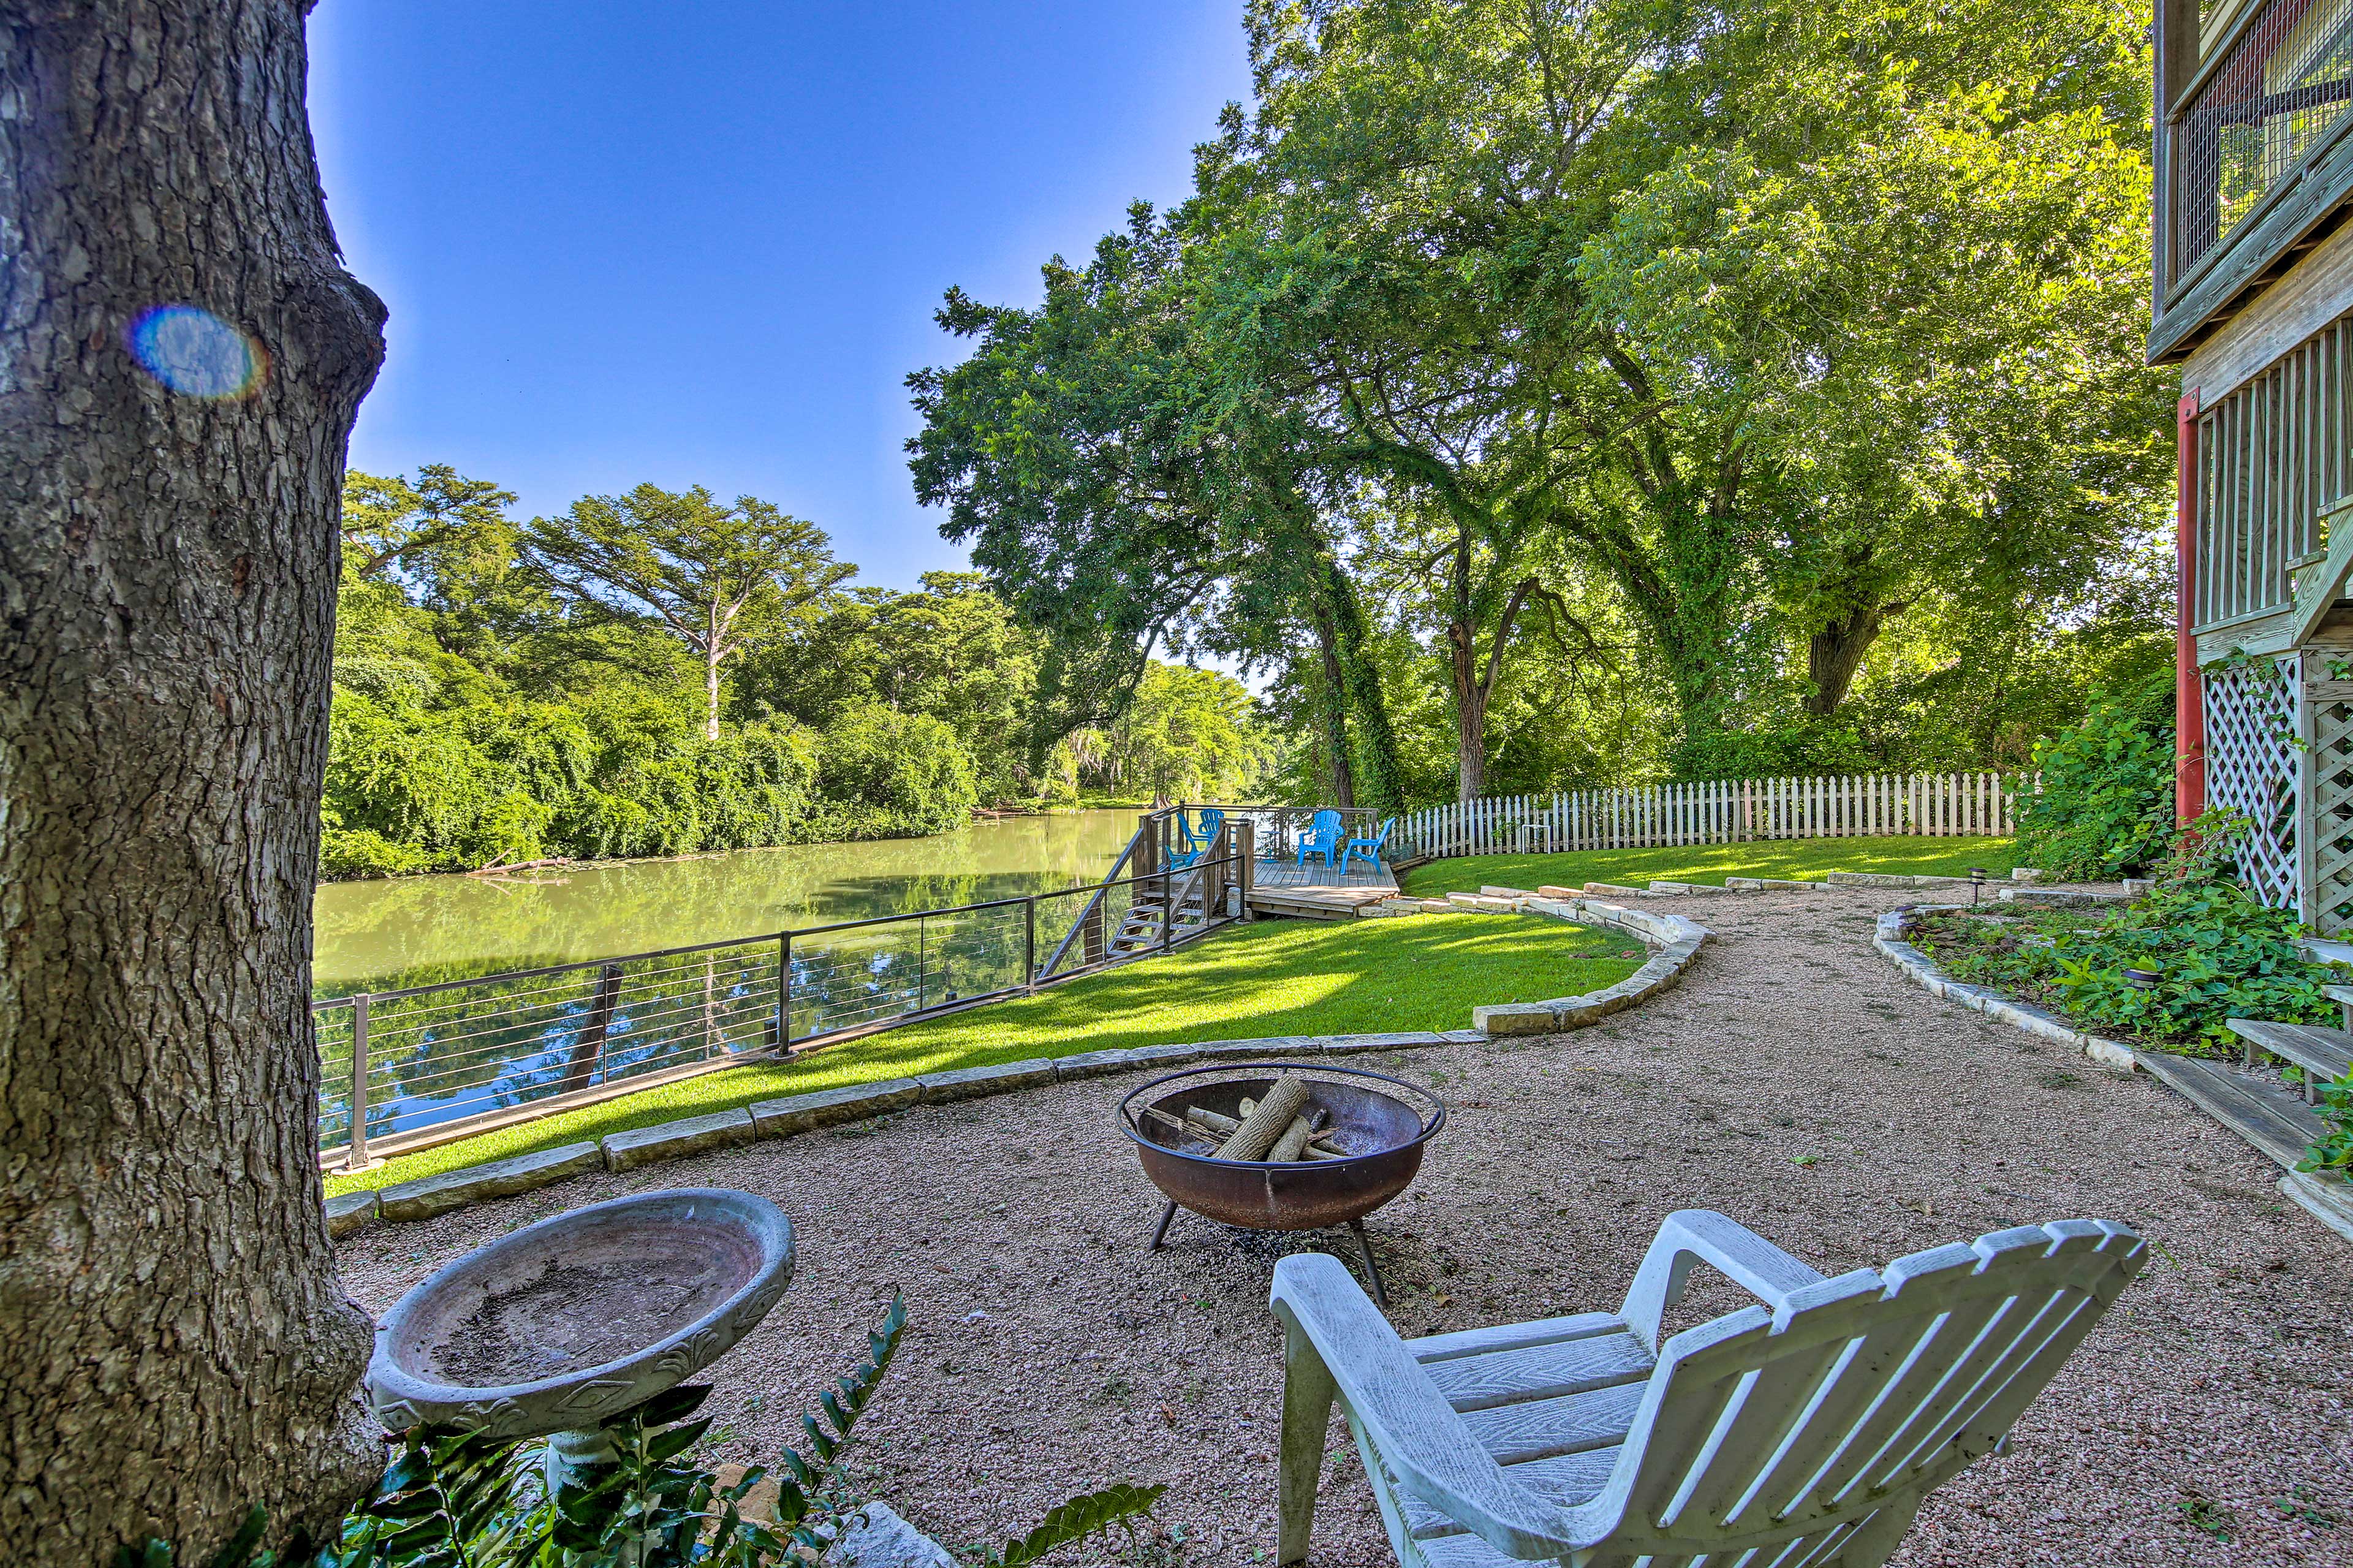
left=1443, top=578, right=1539, bottom=803
left=1307, top=605, right=1357, bottom=807
left=0, top=5, right=388, bottom=1562
left=1446, top=619, right=1490, bottom=801
left=1316, top=558, right=1403, bottom=816
left=1803, top=598, right=1906, bottom=717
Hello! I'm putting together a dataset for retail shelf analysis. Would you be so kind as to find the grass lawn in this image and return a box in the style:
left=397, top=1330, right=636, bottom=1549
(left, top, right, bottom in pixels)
left=326, top=911, right=1643, bottom=1198
left=1400, top=835, right=2021, bottom=899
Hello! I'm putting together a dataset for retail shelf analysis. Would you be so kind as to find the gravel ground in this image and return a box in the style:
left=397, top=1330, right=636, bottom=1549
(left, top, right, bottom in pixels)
left=337, top=888, right=2353, bottom=1565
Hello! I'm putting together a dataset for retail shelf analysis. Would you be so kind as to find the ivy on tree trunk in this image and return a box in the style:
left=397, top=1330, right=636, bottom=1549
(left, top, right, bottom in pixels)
left=0, top=3, right=388, bottom=1561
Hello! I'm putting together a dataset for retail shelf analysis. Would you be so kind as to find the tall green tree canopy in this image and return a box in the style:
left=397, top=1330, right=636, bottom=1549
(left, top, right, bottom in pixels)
left=342, top=463, right=518, bottom=585
left=521, top=483, right=853, bottom=739
left=909, top=0, right=2172, bottom=797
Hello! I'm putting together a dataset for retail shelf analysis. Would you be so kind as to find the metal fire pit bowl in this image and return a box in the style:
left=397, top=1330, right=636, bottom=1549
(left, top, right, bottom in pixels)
left=1116, top=1061, right=1446, bottom=1305
left=367, top=1188, right=794, bottom=1454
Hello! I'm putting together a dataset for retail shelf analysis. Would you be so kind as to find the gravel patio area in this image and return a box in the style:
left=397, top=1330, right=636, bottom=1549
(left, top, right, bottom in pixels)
left=336, top=887, right=2353, bottom=1564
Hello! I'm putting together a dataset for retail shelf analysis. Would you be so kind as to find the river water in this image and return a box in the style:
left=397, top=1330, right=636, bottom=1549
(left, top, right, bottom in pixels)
left=313, top=808, right=1143, bottom=998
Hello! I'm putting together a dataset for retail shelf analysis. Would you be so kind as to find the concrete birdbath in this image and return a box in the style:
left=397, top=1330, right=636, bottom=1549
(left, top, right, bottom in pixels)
left=367, top=1187, right=794, bottom=1483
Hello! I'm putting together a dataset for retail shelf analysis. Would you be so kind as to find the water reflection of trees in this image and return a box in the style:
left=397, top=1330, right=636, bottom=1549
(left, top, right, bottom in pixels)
left=313, top=815, right=1176, bottom=1151
left=314, top=811, right=1140, bottom=995
left=317, top=937, right=777, bottom=1149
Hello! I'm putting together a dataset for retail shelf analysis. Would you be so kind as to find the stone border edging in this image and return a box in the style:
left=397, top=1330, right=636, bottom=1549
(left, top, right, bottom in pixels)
left=1466, top=896, right=1708, bottom=1035
left=1493, top=868, right=2048, bottom=900
left=1871, top=904, right=2140, bottom=1072
left=323, top=898, right=1711, bottom=1240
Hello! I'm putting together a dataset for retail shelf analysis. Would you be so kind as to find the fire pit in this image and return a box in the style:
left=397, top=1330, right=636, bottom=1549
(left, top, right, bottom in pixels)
left=367, top=1187, right=794, bottom=1482
left=1118, top=1061, right=1445, bottom=1305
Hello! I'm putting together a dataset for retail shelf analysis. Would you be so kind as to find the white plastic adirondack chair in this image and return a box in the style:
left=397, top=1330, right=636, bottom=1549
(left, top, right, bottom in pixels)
left=1270, top=1209, right=2145, bottom=1567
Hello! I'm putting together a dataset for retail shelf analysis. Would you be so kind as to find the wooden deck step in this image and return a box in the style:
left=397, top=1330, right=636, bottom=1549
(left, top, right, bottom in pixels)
left=2135, top=1049, right=2329, bottom=1170
left=2224, top=1018, right=2353, bottom=1097
left=1245, top=892, right=1363, bottom=921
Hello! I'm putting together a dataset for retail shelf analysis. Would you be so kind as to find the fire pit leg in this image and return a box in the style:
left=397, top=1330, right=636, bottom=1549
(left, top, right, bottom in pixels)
left=1347, top=1218, right=1389, bottom=1308
left=1148, top=1200, right=1181, bottom=1251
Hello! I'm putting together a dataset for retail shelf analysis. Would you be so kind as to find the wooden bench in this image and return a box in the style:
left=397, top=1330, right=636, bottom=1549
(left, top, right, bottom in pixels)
left=2224, top=1017, right=2353, bottom=1105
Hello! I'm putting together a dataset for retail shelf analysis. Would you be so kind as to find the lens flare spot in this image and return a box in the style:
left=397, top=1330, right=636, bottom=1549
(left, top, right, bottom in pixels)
left=123, top=305, right=267, bottom=400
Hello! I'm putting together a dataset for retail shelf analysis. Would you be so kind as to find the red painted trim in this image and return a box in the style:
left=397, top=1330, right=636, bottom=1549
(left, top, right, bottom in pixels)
left=2177, top=388, right=2204, bottom=826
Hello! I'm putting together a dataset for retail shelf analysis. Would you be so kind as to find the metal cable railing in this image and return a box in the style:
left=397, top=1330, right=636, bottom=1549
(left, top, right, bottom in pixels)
left=2172, top=0, right=2353, bottom=292
left=316, top=841, right=1248, bottom=1170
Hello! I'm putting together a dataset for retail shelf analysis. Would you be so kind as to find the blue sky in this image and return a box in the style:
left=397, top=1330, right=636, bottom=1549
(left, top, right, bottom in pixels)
left=308, top=2, right=1252, bottom=590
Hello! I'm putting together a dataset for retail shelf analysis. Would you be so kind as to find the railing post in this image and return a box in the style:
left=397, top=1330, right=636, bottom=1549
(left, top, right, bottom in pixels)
left=1238, top=819, right=1255, bottom=920
left=702, top=954, right=716, bottom=1059
left=1025, top=896, right=1037, bottom=986
left=777, top=932, right=792, bottom=1052
left=343, top=993, right=371, bottom=1174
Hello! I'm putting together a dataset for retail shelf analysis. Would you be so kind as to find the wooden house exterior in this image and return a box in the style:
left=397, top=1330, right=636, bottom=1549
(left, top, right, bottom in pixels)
left=2157, top=0, right=2353, bottom=928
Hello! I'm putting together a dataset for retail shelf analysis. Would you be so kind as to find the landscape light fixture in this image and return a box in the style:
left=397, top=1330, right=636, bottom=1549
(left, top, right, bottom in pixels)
left=1968, top=866, right=1988, bottom=906
left=2123, top=968, right=2161, bottom=991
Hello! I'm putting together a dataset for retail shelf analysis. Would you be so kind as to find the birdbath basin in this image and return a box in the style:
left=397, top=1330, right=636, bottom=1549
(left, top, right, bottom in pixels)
left=367, top=1187, right=794, bottom=1461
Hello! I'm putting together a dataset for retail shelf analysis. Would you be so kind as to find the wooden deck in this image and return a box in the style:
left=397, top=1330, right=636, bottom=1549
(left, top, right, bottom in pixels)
left=1248, top=858, right=1400, bottom=920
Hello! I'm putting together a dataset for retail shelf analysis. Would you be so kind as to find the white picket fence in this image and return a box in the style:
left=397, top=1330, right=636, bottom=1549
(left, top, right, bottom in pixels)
left=1393, top=771, right=2033, bottom=861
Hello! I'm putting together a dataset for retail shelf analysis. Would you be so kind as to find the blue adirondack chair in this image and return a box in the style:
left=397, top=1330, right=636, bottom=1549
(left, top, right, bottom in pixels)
left=1163, top=808, right=1223, bottom=871
left=1182, top=808, right=1226, bottom=855
left=1338, top=816, right=1396, bottom=874
left=1295, top=808, right=1344, bottom=869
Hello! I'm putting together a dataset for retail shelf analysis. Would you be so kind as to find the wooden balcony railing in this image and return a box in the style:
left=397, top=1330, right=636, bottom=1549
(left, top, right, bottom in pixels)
left=2159, top=0, right=2353, bottom=350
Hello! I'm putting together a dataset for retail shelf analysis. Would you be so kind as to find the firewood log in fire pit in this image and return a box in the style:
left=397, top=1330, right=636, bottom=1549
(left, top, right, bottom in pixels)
left=1139, top=1103, right=1346, bottom=1159
left=1140, top=1080, right=1350, bottom=1161
left=1215, top=1070, right=1311, bottom=1160
left=1118, top=1062, right=1449, bottom=1305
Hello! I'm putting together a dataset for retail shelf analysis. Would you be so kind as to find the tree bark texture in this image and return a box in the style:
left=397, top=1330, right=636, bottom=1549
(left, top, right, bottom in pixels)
left=1445, top=578, right=1539, bottom=803
left=1803, top=598, right=1905, bottom=717
left=0, top=4, right=388, bottom=1562
left=1306, top=604, right=1357, bottom=808
left=1313, top=558, right=1402, bottom=817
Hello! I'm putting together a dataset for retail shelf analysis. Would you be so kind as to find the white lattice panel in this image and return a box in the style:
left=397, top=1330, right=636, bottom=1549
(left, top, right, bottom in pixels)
left=2204, top=654, right=2302, bottom=912
left=2307, top=676, right=2353, bottom=932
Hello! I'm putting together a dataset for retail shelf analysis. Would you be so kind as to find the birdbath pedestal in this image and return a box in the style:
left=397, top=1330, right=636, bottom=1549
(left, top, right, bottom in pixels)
left=366, top=1187, right=795, bottom=1488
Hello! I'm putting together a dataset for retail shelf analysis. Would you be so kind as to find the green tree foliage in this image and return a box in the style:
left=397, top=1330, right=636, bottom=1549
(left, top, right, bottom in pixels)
left=814, top=703, right=980, bottom=838
left=907, top=0, right=2172, bottom=802
left=1055, top=659, right=1274, bottom=803
left=2012, top=671, right=2178, bottom=879
left=341, top=464, right=517, bottom=585
left=735, top=571, right=1042, bottom=801
left=906, top=210, right=1410, bottom=811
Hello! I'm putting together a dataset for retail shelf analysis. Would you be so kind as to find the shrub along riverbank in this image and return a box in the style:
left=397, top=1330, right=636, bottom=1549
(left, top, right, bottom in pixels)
left=322, top=912, right=1645, bottom=1196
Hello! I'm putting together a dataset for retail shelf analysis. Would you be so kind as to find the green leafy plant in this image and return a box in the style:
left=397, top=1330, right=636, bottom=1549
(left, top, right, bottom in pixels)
left=115, top=1508, right=284, bottom=1568
left=2148, top=807, right=2251, bottom=892
left=977, top=1483, right=1169, bottom=1567
left=1919, top=873, right=2347, bottom=1053
left=2012, top=670, right=2176, bottom=881
left=2295, top=1072, right=2353, bottom=1177
left=124, top=1294, right=1163, bottom=1568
